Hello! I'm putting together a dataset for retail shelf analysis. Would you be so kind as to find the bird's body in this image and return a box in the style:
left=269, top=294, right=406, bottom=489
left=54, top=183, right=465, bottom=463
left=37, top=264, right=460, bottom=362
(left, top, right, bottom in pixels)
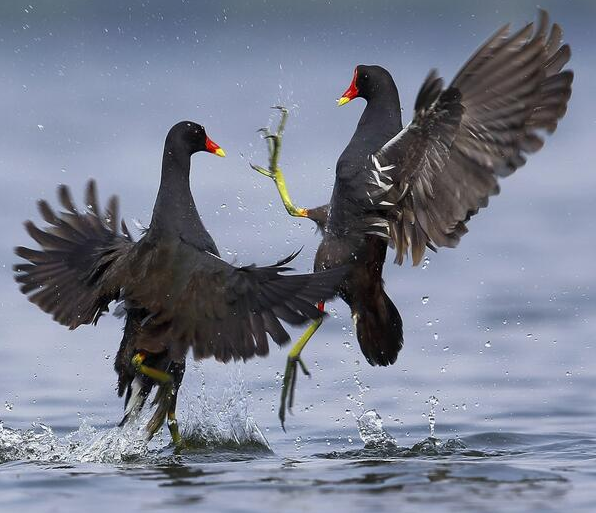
left=314, top=80, right=405, bottom=365
left=14, top=121, right=345, bottom=441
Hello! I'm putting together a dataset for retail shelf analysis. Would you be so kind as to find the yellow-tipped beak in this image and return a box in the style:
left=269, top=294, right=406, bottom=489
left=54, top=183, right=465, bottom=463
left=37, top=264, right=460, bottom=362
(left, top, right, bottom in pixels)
left=337, top=96, right=352, bottom=107
left=214, top=147, right=226, bottom=158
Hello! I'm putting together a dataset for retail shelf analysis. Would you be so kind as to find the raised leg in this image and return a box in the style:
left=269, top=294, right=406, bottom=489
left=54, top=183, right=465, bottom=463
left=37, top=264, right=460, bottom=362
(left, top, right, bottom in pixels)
left=279, top=301, right=325, bottom=430
left=250, top=106, right=309, bottom=219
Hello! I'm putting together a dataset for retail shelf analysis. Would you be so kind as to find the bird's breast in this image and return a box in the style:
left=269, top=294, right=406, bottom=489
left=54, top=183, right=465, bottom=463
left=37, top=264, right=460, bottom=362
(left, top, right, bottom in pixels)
left=314, top=233, right=362, bottom=272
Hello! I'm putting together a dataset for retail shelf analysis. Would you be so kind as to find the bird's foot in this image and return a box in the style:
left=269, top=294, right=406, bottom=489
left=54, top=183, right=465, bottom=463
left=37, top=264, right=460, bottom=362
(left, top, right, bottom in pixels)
left=131, top=353, right=183, bottom=446
left=145, top=379, right=174, bottom=441
left=250, top=106, right=308, bottom=218
left=145, top=380, right=183, bottom=447
left=277, top=310, right=325, bottom=430
left=279, top=354, right=311, bottom=431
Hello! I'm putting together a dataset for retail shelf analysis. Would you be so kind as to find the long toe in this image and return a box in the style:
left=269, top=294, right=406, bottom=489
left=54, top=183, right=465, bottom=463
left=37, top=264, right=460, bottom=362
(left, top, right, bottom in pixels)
left=145, top=383, right=173, bottom=440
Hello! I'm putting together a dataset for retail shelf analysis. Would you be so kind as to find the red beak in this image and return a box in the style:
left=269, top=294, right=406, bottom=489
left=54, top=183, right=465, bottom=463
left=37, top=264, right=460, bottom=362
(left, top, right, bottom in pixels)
left=337, top=68, right=359, bottom=106
left=205, top=135, right=226, bottom=157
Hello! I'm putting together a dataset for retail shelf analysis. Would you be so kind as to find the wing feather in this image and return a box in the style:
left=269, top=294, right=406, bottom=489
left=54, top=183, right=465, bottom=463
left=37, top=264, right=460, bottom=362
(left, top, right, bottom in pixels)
left=14, top=180, right=134, bottom=328
left=362, top=10, right=572, bottom=264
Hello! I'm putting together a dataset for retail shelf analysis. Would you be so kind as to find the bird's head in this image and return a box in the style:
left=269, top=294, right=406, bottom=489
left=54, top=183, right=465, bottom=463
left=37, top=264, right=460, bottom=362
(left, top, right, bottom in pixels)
left=166, top=121, right=226, bottom=158
left=337, top=65, right=396, bottom=105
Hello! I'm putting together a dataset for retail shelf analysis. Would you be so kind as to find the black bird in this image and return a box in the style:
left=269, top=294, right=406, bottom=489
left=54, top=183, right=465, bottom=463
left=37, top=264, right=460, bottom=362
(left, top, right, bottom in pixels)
left=251, top=10, right=573, bottom=428
left=14, top=121, right=345, bottom=443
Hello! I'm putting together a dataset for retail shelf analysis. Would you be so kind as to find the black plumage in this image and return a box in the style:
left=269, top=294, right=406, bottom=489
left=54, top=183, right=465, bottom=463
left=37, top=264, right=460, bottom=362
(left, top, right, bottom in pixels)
left=14, top=121, right=345, bottom=438
left=306, top=10, right=572, bottom=366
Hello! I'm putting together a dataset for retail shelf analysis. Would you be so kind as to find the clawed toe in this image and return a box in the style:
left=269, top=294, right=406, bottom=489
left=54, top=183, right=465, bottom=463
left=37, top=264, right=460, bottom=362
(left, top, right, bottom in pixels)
left=278, top=355, right=311, bottom=431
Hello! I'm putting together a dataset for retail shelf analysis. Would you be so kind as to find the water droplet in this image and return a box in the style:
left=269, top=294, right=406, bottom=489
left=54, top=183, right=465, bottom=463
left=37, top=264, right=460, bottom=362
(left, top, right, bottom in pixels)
left=4, top=401, right=13, bottom=411
left=421, top=296, right=429, bottom=305
left=428, top=396, right=439, bottom=438
left=37, top=124, right=44, bottom=131
left=443, top=346, right=449, bottom=351
left=565, top=371, right=572, bottom=377
left=440, top=367, right=446, bottom=373
left=433, top=333, right=438, bottom=341
left=220, top=203, right=227, bottom=209
left=484, top=341, right=491, bottom=348
left=422, top=257, right=430, bottom=269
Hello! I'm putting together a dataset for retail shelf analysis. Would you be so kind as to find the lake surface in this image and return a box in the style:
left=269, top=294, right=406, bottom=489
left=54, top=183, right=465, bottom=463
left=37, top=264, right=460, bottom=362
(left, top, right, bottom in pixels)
left=1, top=1, right=595, bottom=511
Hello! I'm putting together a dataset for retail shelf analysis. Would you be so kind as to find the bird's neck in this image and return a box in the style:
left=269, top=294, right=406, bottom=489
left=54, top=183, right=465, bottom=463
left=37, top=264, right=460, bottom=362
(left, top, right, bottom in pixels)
left=149, top=148, right=205, bottom=239
left=350, top=89, right=403, bottom=153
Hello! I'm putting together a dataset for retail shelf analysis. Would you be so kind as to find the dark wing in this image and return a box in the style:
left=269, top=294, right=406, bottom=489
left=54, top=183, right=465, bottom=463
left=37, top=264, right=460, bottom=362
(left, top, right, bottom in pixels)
left=363, top=10, right=573, bottom=265
left=122, top=248, right=346, bottom=363
left=14, top=180, right=134, bottom=328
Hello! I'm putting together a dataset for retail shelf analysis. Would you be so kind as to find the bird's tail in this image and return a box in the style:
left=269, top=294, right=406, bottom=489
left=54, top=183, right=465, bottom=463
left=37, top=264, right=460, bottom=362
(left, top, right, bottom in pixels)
left=350, top=288, right=403, bottom=366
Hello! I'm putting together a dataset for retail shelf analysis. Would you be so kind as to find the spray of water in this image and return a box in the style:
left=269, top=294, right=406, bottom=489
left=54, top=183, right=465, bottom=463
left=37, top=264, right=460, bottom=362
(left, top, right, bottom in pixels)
left=0, top=362, right=270, bottom=464
left=179, top=363, right=269, bottom=448
left=0, top=414, right=152, bottom=464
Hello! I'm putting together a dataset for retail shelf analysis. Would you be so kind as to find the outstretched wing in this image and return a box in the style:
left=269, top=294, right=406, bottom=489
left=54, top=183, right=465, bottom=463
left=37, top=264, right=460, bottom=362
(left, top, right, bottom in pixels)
left=14, top=180, right=134, bottom=328
left=363, top=10, right=573, bottom=264
left=121, top=248, right=346, bottom=363
left=14, top=181, right=345, bottom=363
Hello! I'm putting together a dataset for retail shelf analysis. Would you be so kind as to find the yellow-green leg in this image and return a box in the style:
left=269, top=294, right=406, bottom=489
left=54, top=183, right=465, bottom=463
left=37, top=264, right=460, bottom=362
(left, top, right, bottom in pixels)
left=131, top=352, right=182, bottom=445
left=250, top=106, right=309, bottom=219
left=167, top=411, right=182, bottom=446
left=131, top=352, right=172, bottom=384
left=279, top=302, right=325, bottom=430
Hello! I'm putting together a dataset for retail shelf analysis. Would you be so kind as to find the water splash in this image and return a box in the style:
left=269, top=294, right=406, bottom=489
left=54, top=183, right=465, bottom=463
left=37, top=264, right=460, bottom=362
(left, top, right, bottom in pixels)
left=321, top=407, right=466, bottom=459
left=350, top=398, right=466, bottom=457
left=0, top=363, right=270, bottom=464
left=356, top=410, right=399, bottom=447
left=0, top=416, right=151, bottom=464
left=177, top=363, right=270, bottom=449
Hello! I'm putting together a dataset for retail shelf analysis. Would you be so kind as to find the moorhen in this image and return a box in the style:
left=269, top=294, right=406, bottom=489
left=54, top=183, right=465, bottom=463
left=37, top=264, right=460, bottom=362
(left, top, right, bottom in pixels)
left=14, top=121, right=346, bottom=443
left=251, top=10, right=573, bottom=428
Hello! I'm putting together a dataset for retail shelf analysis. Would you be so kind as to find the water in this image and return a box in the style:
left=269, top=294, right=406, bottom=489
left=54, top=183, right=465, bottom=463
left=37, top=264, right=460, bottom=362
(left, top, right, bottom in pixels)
left=1, top=1, right=595, bottom=511
left=1, top=390, right=594, bottom=512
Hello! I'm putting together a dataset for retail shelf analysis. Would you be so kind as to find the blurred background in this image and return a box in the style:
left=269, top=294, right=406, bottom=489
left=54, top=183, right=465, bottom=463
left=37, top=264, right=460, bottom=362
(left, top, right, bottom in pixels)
left=0, top=0, right=594, bottom=443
